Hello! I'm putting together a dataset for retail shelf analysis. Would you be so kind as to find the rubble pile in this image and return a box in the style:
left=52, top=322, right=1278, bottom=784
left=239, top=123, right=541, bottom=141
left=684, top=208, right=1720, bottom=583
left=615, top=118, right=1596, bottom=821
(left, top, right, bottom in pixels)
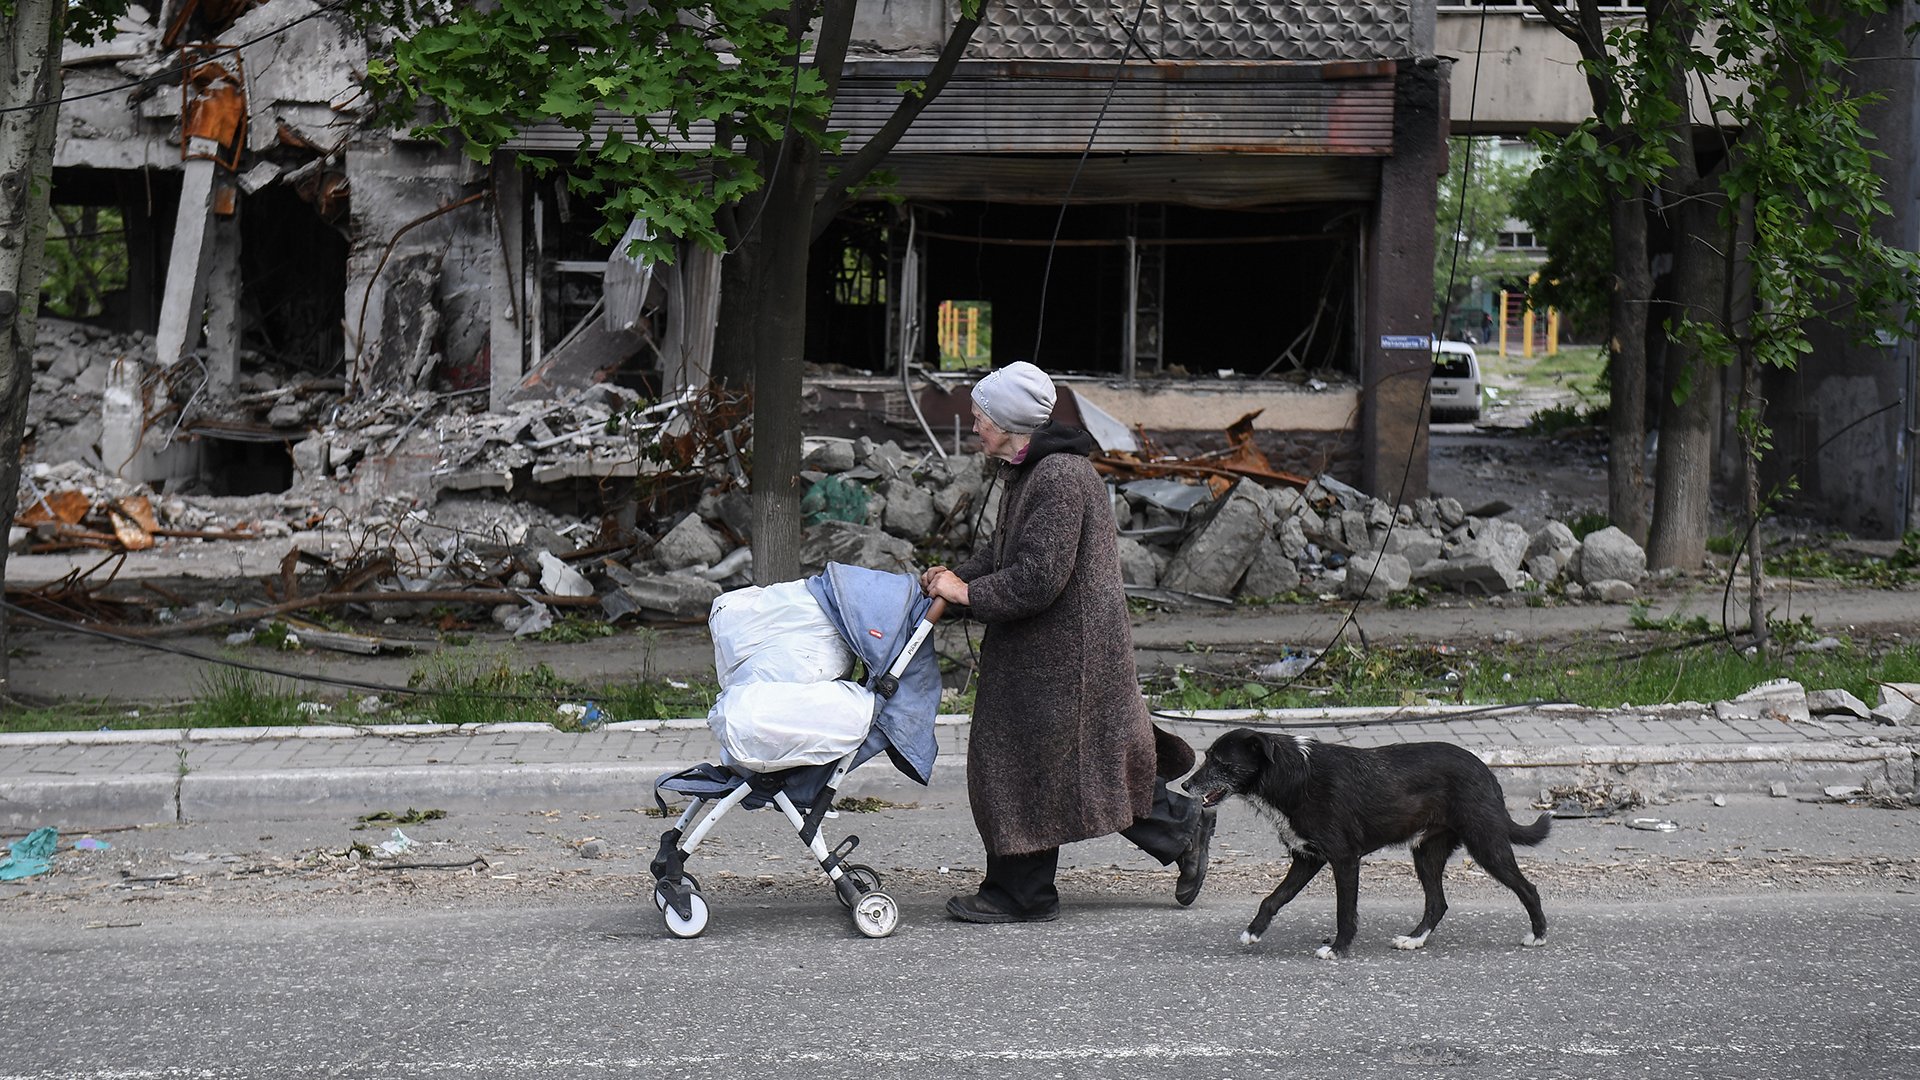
left=1107, top=471, right=1649, bottom=604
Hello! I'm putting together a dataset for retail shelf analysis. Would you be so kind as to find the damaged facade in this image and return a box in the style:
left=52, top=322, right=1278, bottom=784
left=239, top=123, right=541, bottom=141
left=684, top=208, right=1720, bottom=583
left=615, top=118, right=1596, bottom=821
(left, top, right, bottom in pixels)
left=17, top=1, right=1481, bottom=633
left=35, top=0, right=1444, bottom=507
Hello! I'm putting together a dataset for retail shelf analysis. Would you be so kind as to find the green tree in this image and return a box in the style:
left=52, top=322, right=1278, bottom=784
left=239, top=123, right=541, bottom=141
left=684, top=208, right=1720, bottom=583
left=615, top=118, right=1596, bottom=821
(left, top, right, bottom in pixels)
left=1526, top=0, right=1917, bottom=607
left=371, top=0, right=988, bottom=584
left=1432, top=136, right=1537, bottom=334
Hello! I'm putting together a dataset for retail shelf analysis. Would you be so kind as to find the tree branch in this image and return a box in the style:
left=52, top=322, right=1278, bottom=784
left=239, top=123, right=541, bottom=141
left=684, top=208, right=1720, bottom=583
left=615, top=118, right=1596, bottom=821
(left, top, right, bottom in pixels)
left=810, top=0, right=990, bottom=238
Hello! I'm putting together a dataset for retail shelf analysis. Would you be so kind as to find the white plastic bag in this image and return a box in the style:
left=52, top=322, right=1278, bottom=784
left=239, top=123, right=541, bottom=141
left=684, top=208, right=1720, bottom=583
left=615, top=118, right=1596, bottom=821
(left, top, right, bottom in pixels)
left=708, top=680, right=876, bottom=772
left=604, top=217, right=657, bottom=333
left=709, top=580, right=853, bottom=687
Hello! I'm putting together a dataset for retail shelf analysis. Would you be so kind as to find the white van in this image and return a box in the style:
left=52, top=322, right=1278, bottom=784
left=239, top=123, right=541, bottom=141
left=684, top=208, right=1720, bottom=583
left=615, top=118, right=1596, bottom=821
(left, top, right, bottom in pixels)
left=1430, top=340, right=1482, bottom=423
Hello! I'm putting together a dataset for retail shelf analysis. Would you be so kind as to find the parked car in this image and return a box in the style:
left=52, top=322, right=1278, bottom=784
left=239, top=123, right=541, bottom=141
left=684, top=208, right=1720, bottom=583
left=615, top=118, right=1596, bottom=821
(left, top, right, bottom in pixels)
left=1430, top=340, right=1482, bottom=423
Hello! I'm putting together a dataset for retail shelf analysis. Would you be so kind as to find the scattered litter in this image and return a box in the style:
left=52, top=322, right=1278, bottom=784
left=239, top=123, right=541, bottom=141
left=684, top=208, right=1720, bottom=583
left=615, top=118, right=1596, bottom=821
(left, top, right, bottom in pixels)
left=295, top=701, right=332, bottom=716
left=0, top=828, right=59, bottom=880
left=1626, top=818, right=1679, bottom=832
left=1711, top=795, right=1726, bottom=807
left=73, top=837, right=111, bottom=851
left=375, top=829, right=418, bottom=857
left=558, top=702, right=606, bottom=729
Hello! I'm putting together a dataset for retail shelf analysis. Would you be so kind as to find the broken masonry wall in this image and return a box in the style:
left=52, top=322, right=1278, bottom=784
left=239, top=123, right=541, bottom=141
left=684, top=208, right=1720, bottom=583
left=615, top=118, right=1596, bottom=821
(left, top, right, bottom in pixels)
left=230, top=0, right=364, bottom=157
left=343, top=139, right=490, bottom=395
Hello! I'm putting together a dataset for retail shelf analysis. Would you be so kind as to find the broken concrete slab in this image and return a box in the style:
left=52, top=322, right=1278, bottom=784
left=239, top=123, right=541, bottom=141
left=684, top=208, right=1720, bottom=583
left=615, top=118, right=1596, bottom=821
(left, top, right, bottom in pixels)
left=1117, top=536, right=1160, bottom=587
left=600, top=573, right=722, bottom=621
left=1806, top=688, right=1871, bottom=720
left=1413, top=554, right=1521, bottom=595
left=1713, top=679, right=1812, bottom=724
left=800, top=520, right=918, bottom=575
left=1161, top=479, right=1270, bottom=597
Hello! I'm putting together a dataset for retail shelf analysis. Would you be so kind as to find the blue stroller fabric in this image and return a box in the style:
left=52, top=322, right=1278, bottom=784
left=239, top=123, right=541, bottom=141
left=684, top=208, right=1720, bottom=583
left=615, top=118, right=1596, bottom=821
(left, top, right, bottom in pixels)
left=657, top=563, right=941, bottom=811
left=806, top=562, right=941, bottom=784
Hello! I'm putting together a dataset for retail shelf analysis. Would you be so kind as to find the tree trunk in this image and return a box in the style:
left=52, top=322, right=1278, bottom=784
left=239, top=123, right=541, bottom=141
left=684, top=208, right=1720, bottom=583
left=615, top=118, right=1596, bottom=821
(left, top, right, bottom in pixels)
left=1738, top=346, right=1766, bottom=647
left=745, top=138, right=819, bottom=585
left=1606, top=182, right=1653, bottom=543
left=0, top=0, right=67, bottom=700
left=1647, top=191, right=1725, bottom=570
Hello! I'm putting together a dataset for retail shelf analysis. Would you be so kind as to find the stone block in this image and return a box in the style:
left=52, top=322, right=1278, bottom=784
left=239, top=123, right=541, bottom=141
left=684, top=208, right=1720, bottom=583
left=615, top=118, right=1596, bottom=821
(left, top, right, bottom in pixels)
left=1527, top=520, right=1579, bottom=567
left=1161, top=479, right=1270, bottom=597
left=653, top=513, right=726, bottom=570
left=1586, top=578, right=1636, bottom=603
left=1339, top=551, right=1411, bottom=599
left=601, top=573, right=722, bottom=620
left=1713, top=679, right=1811, bottom=724
left=1239, top=534, right=1302, bottom=597
left=1579, top=526, right=1647, bottom=584
left=1117, top=537, right=1160, bottom=587
left=881, top=478, right=939, bottom=540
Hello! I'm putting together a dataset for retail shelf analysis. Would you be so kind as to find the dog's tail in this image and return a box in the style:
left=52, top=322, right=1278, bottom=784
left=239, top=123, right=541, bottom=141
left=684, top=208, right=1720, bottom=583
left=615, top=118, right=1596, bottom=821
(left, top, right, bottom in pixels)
left=1508, top=812, right=1553, bottom=847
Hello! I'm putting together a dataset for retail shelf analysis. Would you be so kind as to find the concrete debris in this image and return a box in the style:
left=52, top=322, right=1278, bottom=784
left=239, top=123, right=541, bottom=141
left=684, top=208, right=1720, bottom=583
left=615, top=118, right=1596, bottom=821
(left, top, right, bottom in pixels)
left=1805, top=688, right=1871, bottom=720
left=1874, top=683, right=1918, bottom=726
left=1713, top=680, right=1812, bottom=724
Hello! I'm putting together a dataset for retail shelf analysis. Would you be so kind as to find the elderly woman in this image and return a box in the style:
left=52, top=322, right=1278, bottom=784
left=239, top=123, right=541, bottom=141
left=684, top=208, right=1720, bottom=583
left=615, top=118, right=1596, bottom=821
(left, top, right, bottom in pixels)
left=922, top=361, right=1213, bottom=923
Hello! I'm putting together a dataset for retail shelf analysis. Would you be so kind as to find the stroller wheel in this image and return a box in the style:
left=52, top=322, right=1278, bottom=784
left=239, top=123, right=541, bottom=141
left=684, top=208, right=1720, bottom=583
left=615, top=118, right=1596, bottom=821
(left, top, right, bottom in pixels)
left=852, top=891, right=900, bottom=938
left=836, top=863, right=883, bottom=908
left=662, top=890, right=710, bottom=938
left=652, top=873, right=701, bottom=911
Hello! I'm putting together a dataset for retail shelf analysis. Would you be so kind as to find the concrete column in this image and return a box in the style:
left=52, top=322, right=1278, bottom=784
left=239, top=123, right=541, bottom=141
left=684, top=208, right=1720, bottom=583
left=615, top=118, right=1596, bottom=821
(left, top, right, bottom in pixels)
left=487, top=154, right=525, bottom=412
left=153, top=145, right=219, bottom=368
left=1361, top=60, right=1447, bottom=504
left=202, top=191, right=243, bottom=391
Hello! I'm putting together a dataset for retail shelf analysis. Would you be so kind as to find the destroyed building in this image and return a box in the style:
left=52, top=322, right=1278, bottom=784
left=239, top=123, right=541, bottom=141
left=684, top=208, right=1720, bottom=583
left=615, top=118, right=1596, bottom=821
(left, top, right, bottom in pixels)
left=36, top=0, right=1444, bottom=510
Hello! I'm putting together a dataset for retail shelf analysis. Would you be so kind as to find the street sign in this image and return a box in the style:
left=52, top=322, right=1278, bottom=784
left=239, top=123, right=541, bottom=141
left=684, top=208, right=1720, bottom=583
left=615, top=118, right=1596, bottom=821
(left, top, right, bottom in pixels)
left=1379, top=334, right=1431, bottom=350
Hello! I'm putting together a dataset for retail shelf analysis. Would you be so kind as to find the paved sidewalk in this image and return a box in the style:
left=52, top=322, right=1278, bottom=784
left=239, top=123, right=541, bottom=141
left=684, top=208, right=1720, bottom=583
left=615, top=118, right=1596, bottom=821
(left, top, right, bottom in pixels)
left=3, top=704, right=1912, bottom=830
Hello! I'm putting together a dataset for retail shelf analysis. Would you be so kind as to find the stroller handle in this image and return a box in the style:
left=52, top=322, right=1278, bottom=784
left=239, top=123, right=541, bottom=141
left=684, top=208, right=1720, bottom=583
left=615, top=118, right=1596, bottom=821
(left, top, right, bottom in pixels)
left=872, top=596, right=947, bottom=699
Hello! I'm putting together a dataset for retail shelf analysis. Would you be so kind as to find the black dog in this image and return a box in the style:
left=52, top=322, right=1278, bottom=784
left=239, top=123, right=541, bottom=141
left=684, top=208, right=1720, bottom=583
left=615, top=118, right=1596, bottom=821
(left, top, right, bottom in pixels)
left=1184, top=729, right=1550, bottom=958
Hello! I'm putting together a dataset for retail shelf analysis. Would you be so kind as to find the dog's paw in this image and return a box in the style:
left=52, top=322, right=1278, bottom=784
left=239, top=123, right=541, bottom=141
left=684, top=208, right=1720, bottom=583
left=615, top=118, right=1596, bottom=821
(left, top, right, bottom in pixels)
left=1392, top=931, right=1430, bottom=951
left=1314, top=944, right=1339, bottom=960
left=1521, top=932, right=1546, bottom=948
left=1239, top=930, right=1262, bottom=946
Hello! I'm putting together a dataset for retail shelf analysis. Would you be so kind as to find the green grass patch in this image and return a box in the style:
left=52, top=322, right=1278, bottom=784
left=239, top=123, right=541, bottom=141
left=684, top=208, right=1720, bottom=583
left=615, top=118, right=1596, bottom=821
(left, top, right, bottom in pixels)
left=188, top=669, right=306, bottom=727
left=1149, top=641, right=1920, bottom=712
left=0, top=699, right=195, bottom=734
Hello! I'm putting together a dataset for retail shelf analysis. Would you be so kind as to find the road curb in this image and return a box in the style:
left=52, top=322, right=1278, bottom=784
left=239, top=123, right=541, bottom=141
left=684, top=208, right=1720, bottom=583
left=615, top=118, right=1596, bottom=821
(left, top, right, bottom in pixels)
left=3, top=740, right=1909, bottom=829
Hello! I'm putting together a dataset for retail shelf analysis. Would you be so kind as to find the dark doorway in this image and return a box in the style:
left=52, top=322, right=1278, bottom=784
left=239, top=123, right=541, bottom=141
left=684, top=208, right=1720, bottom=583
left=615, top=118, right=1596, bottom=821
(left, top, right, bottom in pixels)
left=200, top=437, right=293, bottom=496
left=241, top=184, right=349, bottom=375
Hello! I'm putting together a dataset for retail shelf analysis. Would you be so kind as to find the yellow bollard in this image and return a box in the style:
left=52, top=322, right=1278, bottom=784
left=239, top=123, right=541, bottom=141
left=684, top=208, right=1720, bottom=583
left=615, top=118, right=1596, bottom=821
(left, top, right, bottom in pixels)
left=1522, top=305, right=1536, bottom=358
left=1547, top=308, right=1560, bottom=356
left=1498, top=292, right=1511, bottom=357
left=967, top=305, right=978, bottom=360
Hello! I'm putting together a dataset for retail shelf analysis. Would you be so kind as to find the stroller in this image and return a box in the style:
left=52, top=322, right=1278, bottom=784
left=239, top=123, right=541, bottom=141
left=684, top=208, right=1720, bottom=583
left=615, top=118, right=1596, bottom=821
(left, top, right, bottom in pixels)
left=649, top=563, right=946, bottom=939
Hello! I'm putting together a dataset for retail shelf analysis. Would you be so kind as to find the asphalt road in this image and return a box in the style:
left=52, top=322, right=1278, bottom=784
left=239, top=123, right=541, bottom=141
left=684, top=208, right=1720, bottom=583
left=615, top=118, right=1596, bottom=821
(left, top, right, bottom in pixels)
left=5, top=796, right=1918, bottom=1079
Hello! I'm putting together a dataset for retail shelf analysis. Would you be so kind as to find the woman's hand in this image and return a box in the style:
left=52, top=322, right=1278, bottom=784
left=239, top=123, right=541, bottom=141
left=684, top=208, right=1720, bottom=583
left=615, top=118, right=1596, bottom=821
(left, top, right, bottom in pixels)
left=922, top=567, right=969, bottom=606
left=919, top=564, right=949, bottom=595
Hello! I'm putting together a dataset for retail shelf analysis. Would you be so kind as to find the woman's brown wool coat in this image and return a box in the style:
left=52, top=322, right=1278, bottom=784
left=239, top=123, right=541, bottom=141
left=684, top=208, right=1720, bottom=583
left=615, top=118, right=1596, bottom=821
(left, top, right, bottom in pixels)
left=954, top=438, right=1186, bottom=855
